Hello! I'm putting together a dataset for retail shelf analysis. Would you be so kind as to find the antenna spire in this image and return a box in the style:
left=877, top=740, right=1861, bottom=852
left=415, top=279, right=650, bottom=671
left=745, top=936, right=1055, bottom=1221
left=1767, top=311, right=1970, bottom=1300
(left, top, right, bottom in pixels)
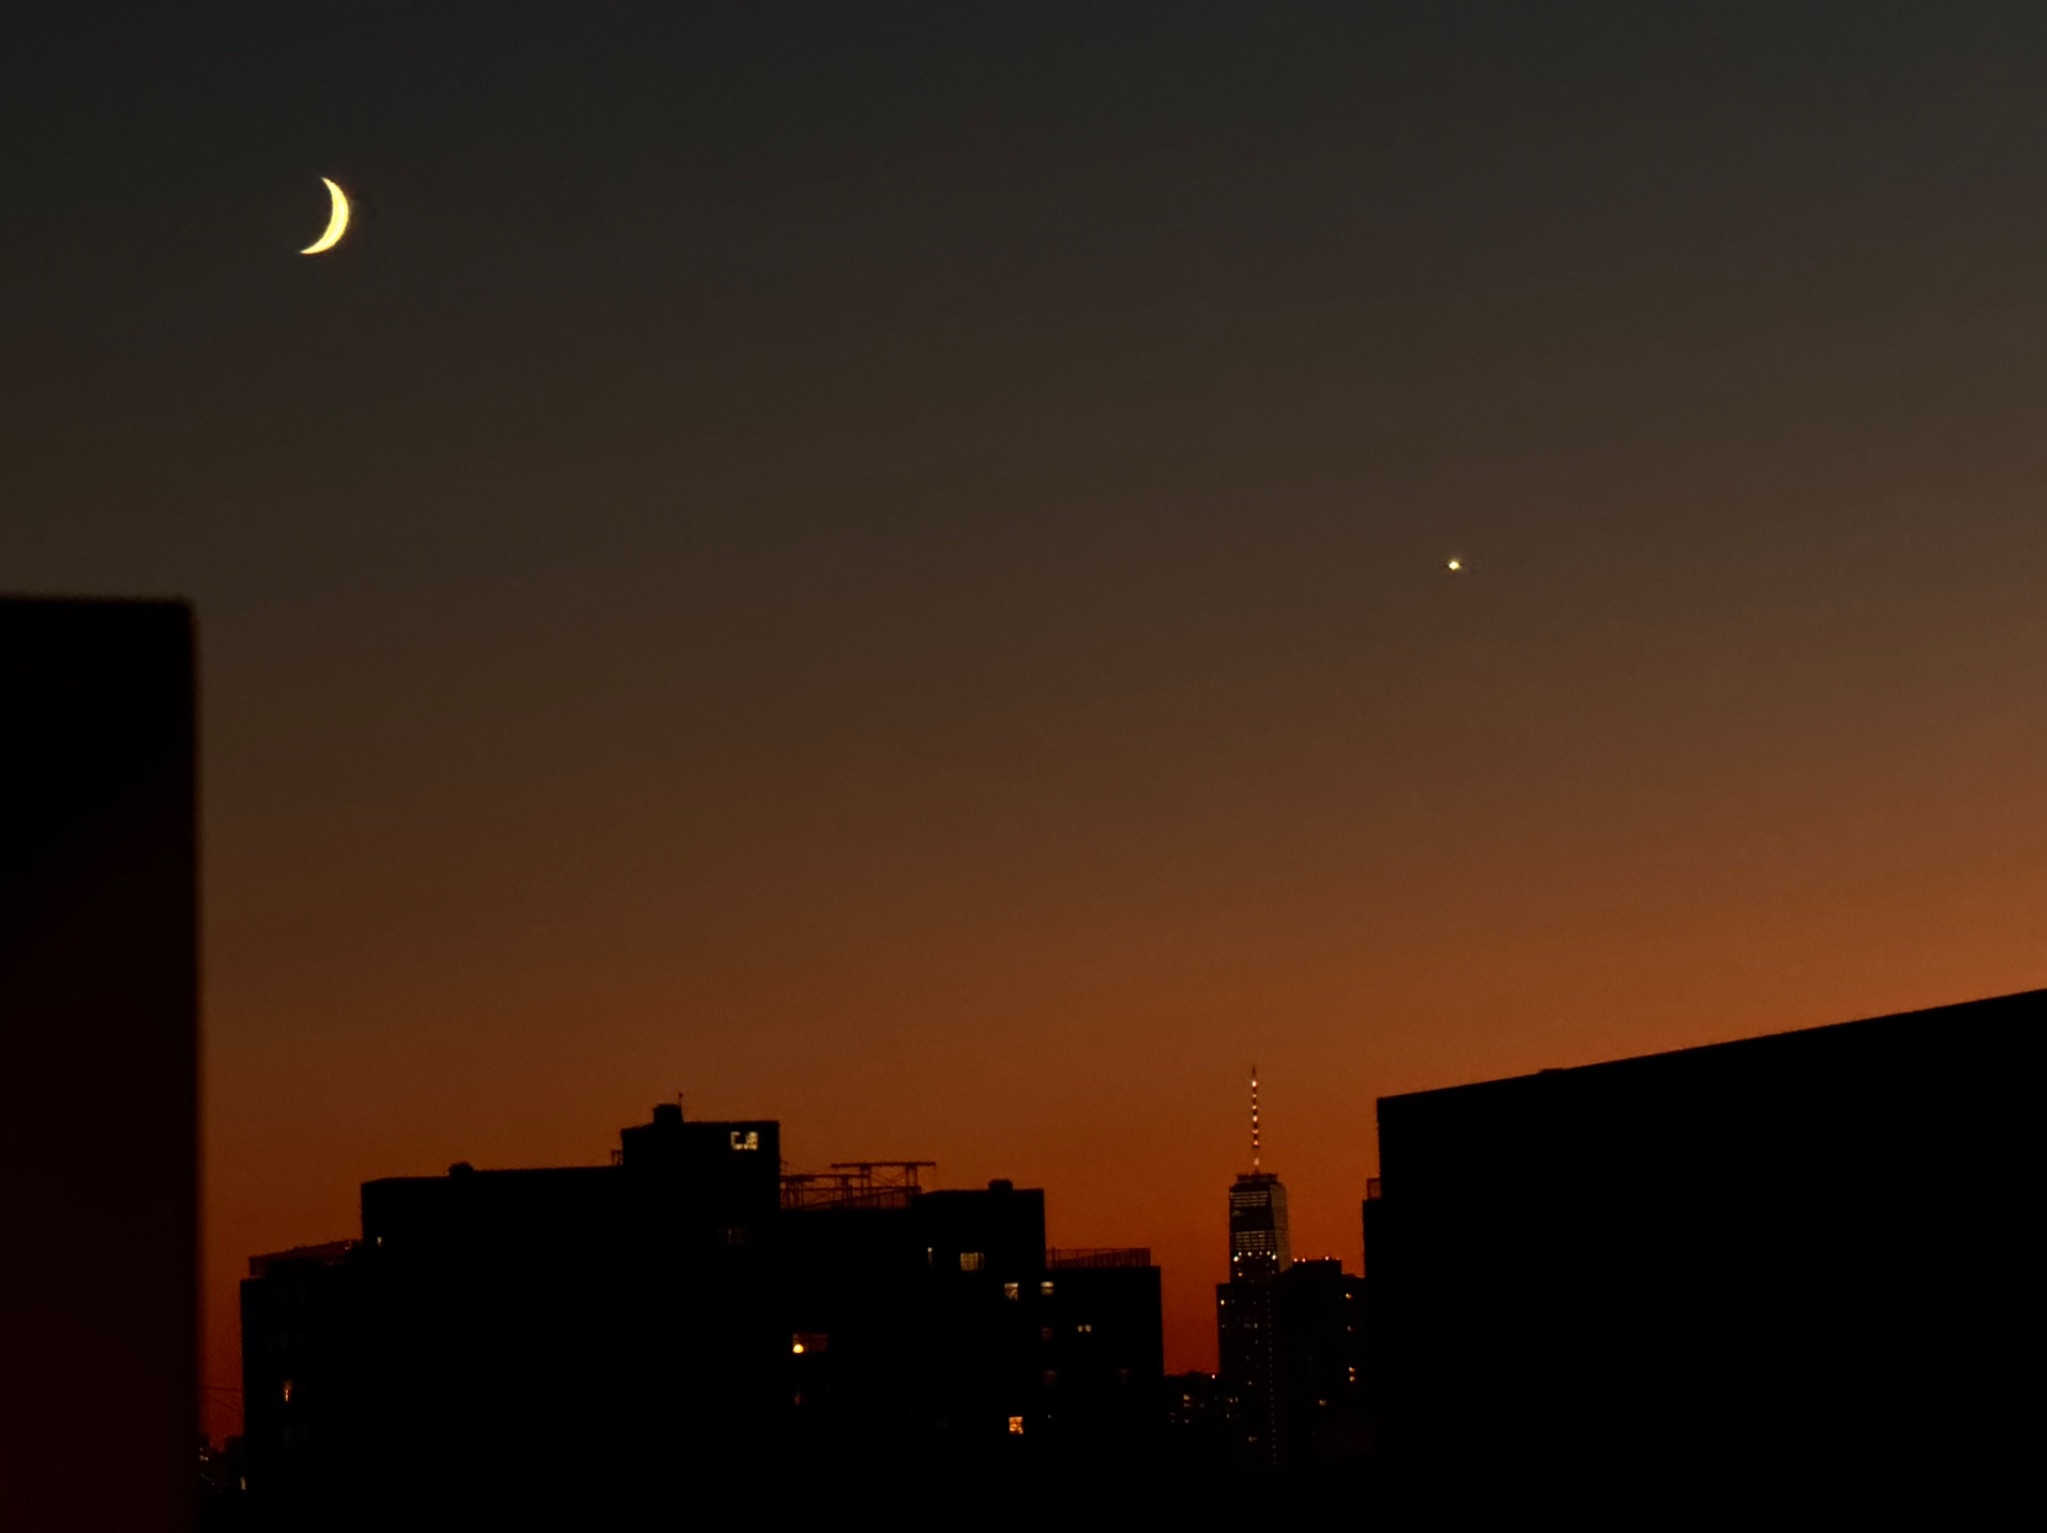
left=1251, top=1064, right=1261, bottom=1171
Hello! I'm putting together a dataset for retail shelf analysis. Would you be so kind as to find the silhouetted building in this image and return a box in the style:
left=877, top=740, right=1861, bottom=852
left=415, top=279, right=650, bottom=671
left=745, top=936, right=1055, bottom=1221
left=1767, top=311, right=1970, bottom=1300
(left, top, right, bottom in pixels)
left=1216, top=1276, right=1280, bottom=1467
left=1040, top=1249, right=1166, bottom=1461
left=1229, top=1067, right=1291, bottom=1284
left=1162, top=1370, right=1244, bottom=1475
left=1365, top=990, right=2044, bottom=1499
left=1227, top=1171, right=1292, bottom=1282
left=743, top=1181, right=1166, bottom=1474
left=1218, top=1259, right=1370, bottom=1472
left=244, top=1106, right=782, bottom=1518
left=243, top=1108, right=1165, bottom=1512
left=1, top=598, right=197, bottom=1533
left=1267, top=1259, right=1370, bottom=1468
left=236, top=1243, right=364, bottom=1510
left=1214, top=1069, right=1305, bottom=1470
left=780, top=1174, right=1053, bottom=1458
left=196, top=1435, right=249, bottom=1532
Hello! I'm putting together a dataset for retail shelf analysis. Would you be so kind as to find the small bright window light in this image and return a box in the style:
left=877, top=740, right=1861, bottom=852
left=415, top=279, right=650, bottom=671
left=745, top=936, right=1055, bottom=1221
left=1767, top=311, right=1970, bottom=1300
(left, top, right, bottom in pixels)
left=960, top=1251, right=985, bottom=1272
left=1008, top=1416, right=1025, bottom=1435
left=1003, top=1282, right=1019, bottom=1300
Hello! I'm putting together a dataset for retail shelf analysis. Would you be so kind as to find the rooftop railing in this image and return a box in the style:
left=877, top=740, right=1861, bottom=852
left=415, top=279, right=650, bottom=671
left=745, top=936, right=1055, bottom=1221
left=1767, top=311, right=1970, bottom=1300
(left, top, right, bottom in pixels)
left=1045, top=1247, right=1153, bottom=1269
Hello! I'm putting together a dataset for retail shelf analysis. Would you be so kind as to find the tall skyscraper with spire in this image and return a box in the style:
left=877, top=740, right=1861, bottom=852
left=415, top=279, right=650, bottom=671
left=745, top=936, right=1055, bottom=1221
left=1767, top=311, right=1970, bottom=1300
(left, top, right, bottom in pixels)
left=1215, top=1066, right=1368, bottom=1471
left=1227, top=1066, right=1291, bottom=1282
left=1217, top=1067, right=1291, bottom=1467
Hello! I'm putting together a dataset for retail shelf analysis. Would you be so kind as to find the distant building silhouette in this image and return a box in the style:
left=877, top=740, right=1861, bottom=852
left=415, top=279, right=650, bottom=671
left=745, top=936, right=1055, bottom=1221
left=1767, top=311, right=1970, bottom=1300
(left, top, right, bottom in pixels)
left=241, top=1105, right=1162, bottom=1514
left=1365, top=991, right=2045, bottom=1500
left=1211, top=1069, right=1368, bottom=1473
left=1228, top=1069, right=1291, bottom=1283
left=1218, top=1259, right=1371, bottom=1473
left=1264, top=1259, right=1371, bottom=1468
left=1226, top=1171, right=1291, bottom=1282
left=1215, top=1271, right=1280, bottom=1467
left=1, top=598, right=197, bottom=1533
left=1162, top=1369, right=1243, bottom=1462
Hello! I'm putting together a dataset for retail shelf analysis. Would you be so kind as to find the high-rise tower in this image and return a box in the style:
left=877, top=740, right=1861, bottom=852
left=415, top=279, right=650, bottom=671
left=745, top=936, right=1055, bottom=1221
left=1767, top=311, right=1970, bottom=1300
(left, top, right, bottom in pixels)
left=1227, top=1067, right=1291, bottom=1282
left=1217, top=1066, right=1292, bottom=1467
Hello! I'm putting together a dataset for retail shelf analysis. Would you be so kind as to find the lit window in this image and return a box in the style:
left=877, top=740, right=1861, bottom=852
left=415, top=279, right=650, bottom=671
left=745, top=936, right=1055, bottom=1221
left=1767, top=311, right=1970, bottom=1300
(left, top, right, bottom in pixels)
left=1040, top=1280, right=1054, bottom=1297
left=792, top=1332, right=828, bottom=1355
left=1008, top=1416, right=1025, bottom=1435
left=728, top=1130, right=760, bottom=1151
left=960, top=1251, right=985, bottom=1272
left=1076, top=1323, right=1093, bottom=1334
left=1003, top=1282, right=1019, bottom=1300
left=281, top=1380, right=294, bottom=1404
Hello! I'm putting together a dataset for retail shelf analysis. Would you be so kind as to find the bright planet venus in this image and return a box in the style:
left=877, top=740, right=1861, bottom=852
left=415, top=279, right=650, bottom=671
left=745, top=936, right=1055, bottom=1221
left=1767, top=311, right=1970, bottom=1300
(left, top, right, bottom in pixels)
left=300, top=178, right=350, bottom=255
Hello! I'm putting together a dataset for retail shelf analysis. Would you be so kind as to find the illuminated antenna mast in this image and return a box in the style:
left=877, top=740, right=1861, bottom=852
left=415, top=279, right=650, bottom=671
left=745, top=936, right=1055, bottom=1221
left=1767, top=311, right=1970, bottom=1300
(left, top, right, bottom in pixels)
left=1251, top=1064, right=1261, bottom=1171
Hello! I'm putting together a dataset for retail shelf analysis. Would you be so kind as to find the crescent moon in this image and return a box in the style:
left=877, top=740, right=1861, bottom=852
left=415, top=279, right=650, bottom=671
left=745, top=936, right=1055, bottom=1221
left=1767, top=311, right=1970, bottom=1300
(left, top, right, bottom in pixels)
left=300, top=178, right=351, bottom=255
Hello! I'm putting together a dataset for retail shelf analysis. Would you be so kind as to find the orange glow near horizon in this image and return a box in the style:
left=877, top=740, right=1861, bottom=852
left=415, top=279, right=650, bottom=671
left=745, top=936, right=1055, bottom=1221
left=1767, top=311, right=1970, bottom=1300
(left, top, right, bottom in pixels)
left=198, top=714, right=2047, bottom=1438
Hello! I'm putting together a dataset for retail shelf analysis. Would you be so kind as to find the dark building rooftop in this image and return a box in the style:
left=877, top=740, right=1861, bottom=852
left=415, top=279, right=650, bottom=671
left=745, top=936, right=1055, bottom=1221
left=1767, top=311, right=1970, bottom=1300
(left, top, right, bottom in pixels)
left=1366, top=987, right=2043, bottom=1499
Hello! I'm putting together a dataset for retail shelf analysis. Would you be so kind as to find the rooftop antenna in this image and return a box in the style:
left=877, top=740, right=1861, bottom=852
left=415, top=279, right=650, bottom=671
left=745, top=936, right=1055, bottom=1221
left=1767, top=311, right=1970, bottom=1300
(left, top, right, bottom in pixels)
left=1251, top=1064, right=1261, bottom=1171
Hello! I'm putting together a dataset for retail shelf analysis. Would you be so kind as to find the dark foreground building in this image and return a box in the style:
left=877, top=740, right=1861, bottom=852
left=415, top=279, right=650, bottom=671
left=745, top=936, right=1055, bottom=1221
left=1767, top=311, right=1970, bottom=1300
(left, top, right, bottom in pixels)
left=0, top=598, right=197, bottom=1532
left=243, top=1109, right=786, bottom=1516
left=1217, top=1260, right=1370, bottom=1473
left=1365, top=990, right=2043, bottom=1501
left=242, top=1106, right=1162, bottom=1517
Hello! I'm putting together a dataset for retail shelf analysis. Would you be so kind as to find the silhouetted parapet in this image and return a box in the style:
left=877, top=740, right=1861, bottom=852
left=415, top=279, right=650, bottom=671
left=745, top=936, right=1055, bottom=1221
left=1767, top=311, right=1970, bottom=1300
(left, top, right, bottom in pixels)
left=1046, top=1247, right=1153, bottom=1267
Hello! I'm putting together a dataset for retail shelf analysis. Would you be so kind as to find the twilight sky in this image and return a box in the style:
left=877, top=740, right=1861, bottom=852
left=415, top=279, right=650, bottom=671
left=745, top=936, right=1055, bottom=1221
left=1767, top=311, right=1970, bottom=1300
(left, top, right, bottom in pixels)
left=7, top=3, right=2047, bottom=1437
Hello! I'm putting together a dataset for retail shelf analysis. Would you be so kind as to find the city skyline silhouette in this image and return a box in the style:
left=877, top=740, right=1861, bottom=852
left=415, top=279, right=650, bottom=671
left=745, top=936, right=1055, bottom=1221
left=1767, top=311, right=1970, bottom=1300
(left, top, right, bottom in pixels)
left=5, top=594, right=2041, bottom=1520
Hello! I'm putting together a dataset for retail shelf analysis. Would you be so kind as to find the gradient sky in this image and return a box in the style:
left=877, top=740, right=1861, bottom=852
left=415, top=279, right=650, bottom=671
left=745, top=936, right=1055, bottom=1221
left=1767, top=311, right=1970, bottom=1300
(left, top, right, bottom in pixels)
left=8, top=4, right=2047, bottom=1439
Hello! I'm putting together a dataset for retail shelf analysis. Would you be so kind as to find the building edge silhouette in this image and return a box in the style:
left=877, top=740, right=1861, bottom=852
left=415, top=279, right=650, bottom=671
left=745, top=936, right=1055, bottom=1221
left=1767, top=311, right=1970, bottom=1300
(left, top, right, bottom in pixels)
left=1, top=597, right=199, bottom=1533
left=1364, top=987, right=2044, bottom=1507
